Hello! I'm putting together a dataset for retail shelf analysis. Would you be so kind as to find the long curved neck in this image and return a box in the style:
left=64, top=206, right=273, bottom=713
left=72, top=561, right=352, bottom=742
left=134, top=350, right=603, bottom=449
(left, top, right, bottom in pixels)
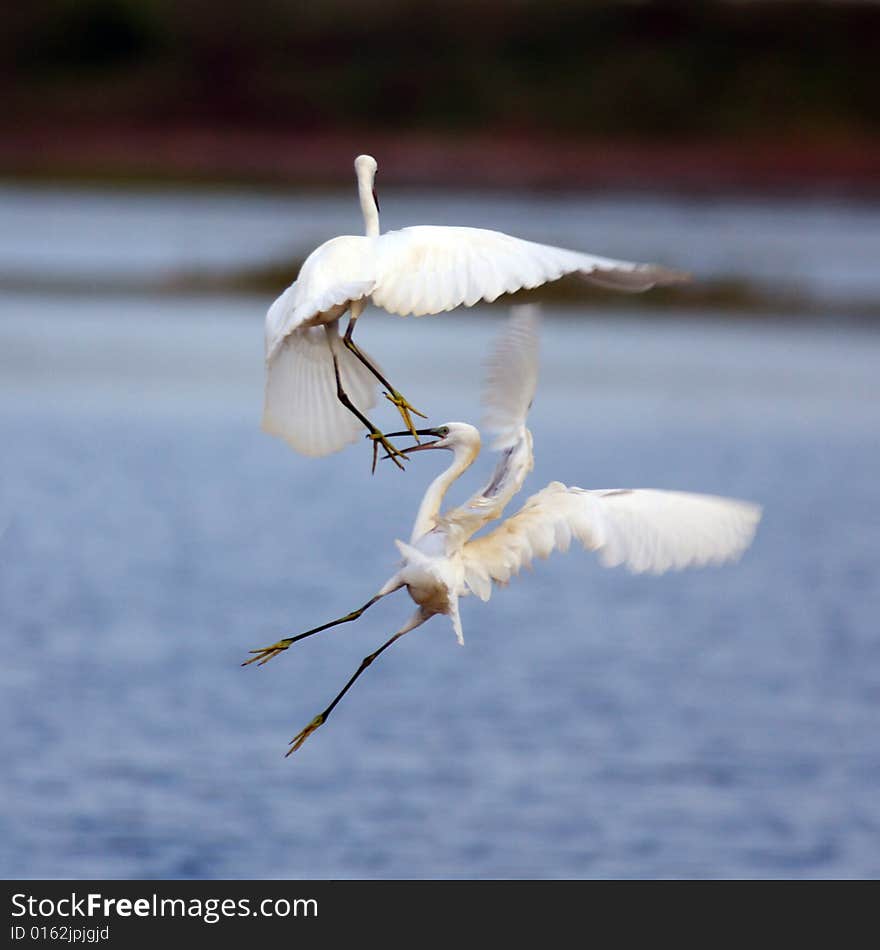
left=358, top=173, right=380, bottom=237
left=410, top=444, right=478, bottom=542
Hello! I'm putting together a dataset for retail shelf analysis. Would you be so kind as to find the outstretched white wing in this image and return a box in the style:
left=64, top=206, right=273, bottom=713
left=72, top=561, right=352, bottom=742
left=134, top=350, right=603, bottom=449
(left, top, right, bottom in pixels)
left=265, top=229, right=684, bottom=359
left=370, top=226, right=688, bottom=318
left=261, top=225, right=686, bottom=459
left=462, top=482, right=761, bottom=600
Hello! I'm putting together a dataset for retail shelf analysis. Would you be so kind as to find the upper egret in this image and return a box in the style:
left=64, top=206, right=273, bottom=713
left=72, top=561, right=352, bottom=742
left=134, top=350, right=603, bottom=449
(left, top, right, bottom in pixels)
left=247, top=307, right=761, bottom=755
left=262, top=154, right=689, bottom=469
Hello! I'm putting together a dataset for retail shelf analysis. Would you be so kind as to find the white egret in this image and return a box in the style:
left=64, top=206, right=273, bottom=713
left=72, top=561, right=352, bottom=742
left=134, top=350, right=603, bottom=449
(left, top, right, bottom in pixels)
left=247, top=308, right=761, bottom=755
left=262, top=154, right=689, bottom=469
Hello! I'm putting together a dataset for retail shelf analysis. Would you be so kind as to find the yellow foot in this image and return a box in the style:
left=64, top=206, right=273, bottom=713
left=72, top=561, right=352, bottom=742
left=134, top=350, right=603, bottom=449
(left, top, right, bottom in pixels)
left=384, top=390, right=428, bottom=440
left=286, top=714, right=325, bottom=756
left=241, top=639, right=292, bottom=667
left=367, top=430, right=406, bottom=473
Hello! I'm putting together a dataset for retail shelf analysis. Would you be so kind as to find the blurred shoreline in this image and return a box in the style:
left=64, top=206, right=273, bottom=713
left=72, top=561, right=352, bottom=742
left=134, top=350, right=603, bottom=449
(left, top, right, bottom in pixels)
left=3, top=173, right=879, bottom=320
left=4, top=270, right=878, bottom=323
left=4, top=126, right=880, bottom=197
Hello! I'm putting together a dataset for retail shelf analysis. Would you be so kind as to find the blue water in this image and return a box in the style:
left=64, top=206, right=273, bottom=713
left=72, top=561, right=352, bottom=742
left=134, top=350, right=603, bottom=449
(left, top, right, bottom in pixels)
left=1, top=294, right=878, bottom=879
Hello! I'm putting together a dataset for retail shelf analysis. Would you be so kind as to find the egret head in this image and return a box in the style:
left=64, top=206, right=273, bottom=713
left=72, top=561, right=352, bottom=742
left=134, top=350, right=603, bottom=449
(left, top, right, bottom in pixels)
left=354, top=154, right=380, bottom=216
left=386, top=422, right=480, bottom=456
left=354, top=154, right=378, bottom=179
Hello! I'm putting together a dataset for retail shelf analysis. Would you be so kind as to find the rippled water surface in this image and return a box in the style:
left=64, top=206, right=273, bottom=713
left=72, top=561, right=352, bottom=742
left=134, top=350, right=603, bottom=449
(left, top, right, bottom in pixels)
left=2, top=285, right=879, bottom=879
left=3, top=182, right=880, bottom=878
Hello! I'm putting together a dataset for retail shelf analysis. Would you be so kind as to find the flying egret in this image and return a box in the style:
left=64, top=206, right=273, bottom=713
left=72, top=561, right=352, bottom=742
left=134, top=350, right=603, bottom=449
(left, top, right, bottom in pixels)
left=247, top=307, right=761, bottom=756
left=262, top=154, right=689, bottom=470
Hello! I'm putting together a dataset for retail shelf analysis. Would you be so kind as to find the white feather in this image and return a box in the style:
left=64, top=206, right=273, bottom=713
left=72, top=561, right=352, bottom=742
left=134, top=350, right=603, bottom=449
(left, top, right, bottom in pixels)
left=444, top=307, right=540, bottom=538
left=265, top=227, right=686, bottom=360
left=482, top=304, right=540, bottom=451
left=262, top=326, right=380, bottom=457
left=265, top=263, right=375, bottom=360
left=262, top=154, right=687, bottom=460
left=370, top=226, right=686, bottom=318
left=462, top=482, right=762, bottom=590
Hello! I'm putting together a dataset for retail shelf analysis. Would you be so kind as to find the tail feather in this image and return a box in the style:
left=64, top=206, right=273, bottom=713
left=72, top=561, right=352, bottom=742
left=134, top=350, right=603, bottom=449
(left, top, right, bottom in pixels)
left=262, top=327, right=380, bottom=457
left=448, top=595, right=464, bottom=646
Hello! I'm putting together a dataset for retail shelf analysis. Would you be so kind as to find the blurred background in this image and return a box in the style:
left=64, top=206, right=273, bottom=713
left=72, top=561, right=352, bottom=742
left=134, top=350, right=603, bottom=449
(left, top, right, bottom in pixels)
left=1, top=0, right=879, bottom=879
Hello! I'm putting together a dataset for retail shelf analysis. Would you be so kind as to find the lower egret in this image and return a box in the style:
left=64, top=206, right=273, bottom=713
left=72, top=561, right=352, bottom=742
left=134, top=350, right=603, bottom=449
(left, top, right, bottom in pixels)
left=248, top=308, right=760, bottom=755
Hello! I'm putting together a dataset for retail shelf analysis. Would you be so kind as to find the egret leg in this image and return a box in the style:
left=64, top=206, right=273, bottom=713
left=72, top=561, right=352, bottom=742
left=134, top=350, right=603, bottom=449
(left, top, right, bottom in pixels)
left=243, top=592, right=389, bottom=666
left=286, top=609, right=428, bottom=756
left=343, top=317, right=427, bottom=440
left=330, top=355, right=407, bottom=473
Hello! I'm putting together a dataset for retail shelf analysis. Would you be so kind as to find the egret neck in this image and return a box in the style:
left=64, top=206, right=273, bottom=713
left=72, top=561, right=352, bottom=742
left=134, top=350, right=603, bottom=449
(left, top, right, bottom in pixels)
left=410, top=432, right=481, bottom=542
left=355, top=155, right=380, bottom=238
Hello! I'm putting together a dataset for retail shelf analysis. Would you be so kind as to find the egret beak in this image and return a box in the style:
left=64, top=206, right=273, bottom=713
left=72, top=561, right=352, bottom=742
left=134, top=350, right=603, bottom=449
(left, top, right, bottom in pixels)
left=372, top=187, right=380, bottom=212
left=384, top=427, right=443, bottom=439
left=381, top=427, right=446, bottom=454
left=394, top=441, right=441, bottom=454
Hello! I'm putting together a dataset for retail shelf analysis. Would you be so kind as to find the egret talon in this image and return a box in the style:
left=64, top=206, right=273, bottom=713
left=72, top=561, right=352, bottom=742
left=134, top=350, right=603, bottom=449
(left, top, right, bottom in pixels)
left=245, top=595, right=388, bottom=676
left=286, top=714, right=325, bottom=755
left=367, top=431, right=406, bottom=472
left=242, top=639, right=292, bottom=666
left=383, top=390, right=427, bottom=440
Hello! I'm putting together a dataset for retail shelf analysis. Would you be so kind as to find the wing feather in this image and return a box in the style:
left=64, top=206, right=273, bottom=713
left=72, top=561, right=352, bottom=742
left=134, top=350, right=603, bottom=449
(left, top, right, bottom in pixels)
left=265, top=277, right=374, bottom=361
left=445, top=307, right=540, bottom=540
left=262, top=326, right=380, bottom=457
left=261, top=226, right=686, bottom=459
left=462, top=482, right=761, bottom=599
left=263, top=236, right=376, bottom=360
left=371, top=226, right=686, bottom=317
left=482, top=305, right=540, bottom=451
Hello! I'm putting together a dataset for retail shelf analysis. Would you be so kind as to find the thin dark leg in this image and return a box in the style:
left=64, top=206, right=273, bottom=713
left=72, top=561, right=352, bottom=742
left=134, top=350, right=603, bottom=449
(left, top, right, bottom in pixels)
left=343, top=319, right=427, bottom=439
left=332, top=355, right=406, bottom=473
left=286, top=629, right=409, bottom=756
left=243, top=594, right=384, bottom=667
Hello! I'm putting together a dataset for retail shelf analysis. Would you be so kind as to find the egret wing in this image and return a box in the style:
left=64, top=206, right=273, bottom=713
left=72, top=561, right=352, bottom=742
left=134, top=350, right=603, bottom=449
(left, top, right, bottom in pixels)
left=481, top=304, right=540, bottom=451
left=443, top=307, right=540, bottom=541
left=262, top=324, right=382, bottom=457
left=264, top=236, right=377, bottom=360
left=370, top=226, right=687, bottom=318
left=265, top=277, right=375, bottom=361
left=461, top=482, right=761, bottom=600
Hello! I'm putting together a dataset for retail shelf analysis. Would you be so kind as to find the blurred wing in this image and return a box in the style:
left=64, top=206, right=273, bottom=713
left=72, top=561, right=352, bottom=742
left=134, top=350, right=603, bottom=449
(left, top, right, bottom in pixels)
left=482, top=304, right=540, bottom=451
left=461, top=482, right=761, bottom=600
left=444, top=307, right=540, bottom=539
left=370, top=225, right=688, bottom=318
